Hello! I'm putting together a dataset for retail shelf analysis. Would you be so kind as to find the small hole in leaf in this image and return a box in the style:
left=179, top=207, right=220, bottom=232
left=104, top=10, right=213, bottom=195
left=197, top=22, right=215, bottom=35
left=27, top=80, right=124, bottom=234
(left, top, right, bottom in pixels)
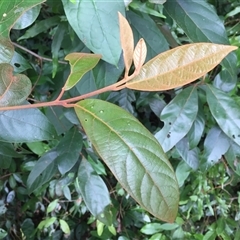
left=84, top=119, right=88, bottom=122
left=169, top=122, right=172, bottom=125
left=167, top=132, right=171, bottom=138
left=238, top=135, right=240, bottom=138
left=232, top=135, right=235, bottom=139
left=14, top=63, right=21, bottom=68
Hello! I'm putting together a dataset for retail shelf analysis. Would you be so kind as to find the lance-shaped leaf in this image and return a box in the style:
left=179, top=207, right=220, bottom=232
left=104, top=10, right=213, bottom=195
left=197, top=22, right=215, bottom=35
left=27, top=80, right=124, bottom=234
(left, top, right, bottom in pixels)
left=126, top=43, right=237, bottom=91
left=164, top=0, right=237, bottom=78
left=0, top=107, right=57, bottom=143
left=0, top=0, right=46, bottom=38
left=118, top=12, right=134, bottom=77
left=74, top=99, right=179, bottom=222
left=27, top=150, right=58, bottom=193
left=155, top=87, right=198, bottom=152
left=77, top=158, right=112, bottom=226
left=206, top=84, right=240, bottom=147
left=64, top=53, right=101, bottom=90
left=0, top=63, right=31, bottom=106
left=133, top=38, right=147, bottom=73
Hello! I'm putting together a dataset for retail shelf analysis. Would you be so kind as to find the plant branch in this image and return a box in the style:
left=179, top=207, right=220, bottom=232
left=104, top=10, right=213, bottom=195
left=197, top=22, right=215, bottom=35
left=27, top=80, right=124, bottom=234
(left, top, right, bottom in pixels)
left=0, top=70, right=138, bottom=111
left=12, top=42, right=68, bottom=65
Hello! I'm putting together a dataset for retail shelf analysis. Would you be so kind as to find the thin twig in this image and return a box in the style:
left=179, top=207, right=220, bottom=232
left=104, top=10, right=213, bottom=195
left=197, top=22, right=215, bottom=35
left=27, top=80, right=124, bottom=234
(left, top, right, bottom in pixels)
left=12, top=42, right=68, bottom=65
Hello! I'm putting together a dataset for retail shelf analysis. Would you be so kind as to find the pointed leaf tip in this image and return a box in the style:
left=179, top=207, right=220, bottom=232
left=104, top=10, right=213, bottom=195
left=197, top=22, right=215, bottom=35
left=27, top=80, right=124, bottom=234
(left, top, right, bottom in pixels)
left=126, top=43, right=237, bottom=91
left=133, top=38, right=147, bottom=73
left=74, top=99, right=179, bottom=222
left=118, top=12, right=134, bottom=77
left=64, top=53, right=101, bottom=90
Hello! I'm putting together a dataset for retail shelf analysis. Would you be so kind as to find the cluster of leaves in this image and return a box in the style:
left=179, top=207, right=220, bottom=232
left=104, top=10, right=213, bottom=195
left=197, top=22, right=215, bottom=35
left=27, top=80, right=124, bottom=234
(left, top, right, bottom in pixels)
left=0, top=0, right=240, bottom=239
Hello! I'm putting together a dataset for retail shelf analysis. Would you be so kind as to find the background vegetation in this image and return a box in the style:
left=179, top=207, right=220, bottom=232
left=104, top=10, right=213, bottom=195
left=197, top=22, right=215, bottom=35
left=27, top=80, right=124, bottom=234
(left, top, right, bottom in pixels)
left=0, top=0, right=240, bottom=239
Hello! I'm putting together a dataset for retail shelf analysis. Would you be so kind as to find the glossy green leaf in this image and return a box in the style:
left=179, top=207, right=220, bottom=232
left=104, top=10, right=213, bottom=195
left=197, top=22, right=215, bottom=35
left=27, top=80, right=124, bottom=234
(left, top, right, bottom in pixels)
left=77, top=158, right=112, bottom=225
left=0, top=37, right=14, bottom=63
left=62, top=0, right=125, bottom=65
left=92, top=56, right=124, bottom=100
left=175, top=138, right=199, bottom=170
left=0, top=63, right=32, bottom=106
left=206, top=85, right=240, bottom=147
left=10, top=51, right=32, bottom=73
left=155, top=87, right=198, bottom=152
left=164, top=0, right=238, bottom=84
left=27, top=150, right=58, bottom=193
left=203, top=127, right=230, bottom=165
left=18, top=16, right=60, bottom=40
left=74, top=99, right=179, bottom=222
left=56, top=127, right=83, bottom=175
left=65, top=53, right=101, bottom=90
left=175, top=161, right=191, bottom=188
left=225, top=143, right=240, bottom=177
left=0, top=0, right=45, bottom=38
left=0, top=142, right=23, bottom=158
left=127, top=11, right=169, bottom=61
left=45, top=106, right=74, bottom=135
left=187, top=109, right=205, bottom=149
left=51, top=23, right=66, bottom=78
left=0, top=107, right=57, bottom=142
left=12, top=5, right=41, bottom=30
left=126, top=43, right=237, bottom=91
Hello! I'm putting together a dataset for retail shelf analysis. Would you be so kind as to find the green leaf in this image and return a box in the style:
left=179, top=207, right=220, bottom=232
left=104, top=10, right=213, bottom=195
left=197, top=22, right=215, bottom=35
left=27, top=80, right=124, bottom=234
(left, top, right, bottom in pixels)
left=51, top=23, right=66, bottom=78
left=203, top=127, right=230, bottom=165
left=10, top=51, right=32, bottom=73
left=12, top=5, right=41, bottom=30
left=74, top=99, right=179, bottom=222
left=187, top=109, right=205, bottom=149
left=27, top=150, right=58, bottom=193
left=47, top=199, right=59, bottom=214
left=206, top=85, right=240, bottom=147
left=0, top=142, right=22, bottom=158
left=127, top=10, right=168, bottom=61
left=175, top=138, right=199, bottom=170
left=59, top=219, right=70, bottom=234
left=62, top=0, right=125, bottom=65
left=175, top=161, right=191, bottom=188
left=164, top=0, right=237, bottom=84
left=65, top=53, right=101, bottom=90
left=92, top=57, right=124, bottom=100
left=77, top=158, right=112, bottom=225
left=0, top=107, right=57, bottom=143
left=0, top=0, right=46, bottom=38
left=18, top=16, right=60, bottom=40
left=155, top=87, right=198, bottom=152
left=129, top=0, right=166, bottom=18
left=0, top=37, right=14, bottom=63
left=56, top=127, right=83, bottom=175
left=0, top=63, right=31, bottom=106
left=225, top=143, right=240, bottom=177
left=140, top=222, right=179, bottom=235
left=0, top=228, right=7, bottom=239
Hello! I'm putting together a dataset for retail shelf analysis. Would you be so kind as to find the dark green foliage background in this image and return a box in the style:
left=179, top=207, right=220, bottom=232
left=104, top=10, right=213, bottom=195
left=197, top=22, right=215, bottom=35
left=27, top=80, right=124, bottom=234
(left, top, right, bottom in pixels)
left=0, top=0, right=240, bottom=239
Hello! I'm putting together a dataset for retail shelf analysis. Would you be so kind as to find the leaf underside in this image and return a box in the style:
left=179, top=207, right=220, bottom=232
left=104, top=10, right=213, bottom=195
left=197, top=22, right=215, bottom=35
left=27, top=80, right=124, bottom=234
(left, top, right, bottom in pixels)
left=74, top=99, right=179, bottom=222
left=126, top=43, right=237, bottom=91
